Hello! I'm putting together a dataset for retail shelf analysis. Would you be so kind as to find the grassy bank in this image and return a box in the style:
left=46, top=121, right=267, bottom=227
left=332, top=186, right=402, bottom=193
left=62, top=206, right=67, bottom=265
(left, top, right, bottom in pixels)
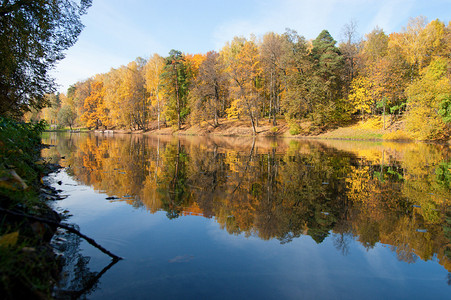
left=0, top=117, right=61, bottom=299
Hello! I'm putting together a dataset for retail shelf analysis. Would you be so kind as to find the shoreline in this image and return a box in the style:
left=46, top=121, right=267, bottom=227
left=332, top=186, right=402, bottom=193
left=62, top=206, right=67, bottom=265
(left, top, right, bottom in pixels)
left=46, top=118, right=451, bottom=144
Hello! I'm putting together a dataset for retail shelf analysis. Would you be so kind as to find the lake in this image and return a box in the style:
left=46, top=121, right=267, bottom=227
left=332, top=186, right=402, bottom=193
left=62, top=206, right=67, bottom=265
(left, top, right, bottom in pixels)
left=41, top=132, right=451, bottom=299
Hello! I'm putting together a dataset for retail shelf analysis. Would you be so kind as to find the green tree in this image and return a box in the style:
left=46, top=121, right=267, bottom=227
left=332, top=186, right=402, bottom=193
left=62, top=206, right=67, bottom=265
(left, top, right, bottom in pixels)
left=57, top=104, right=77, bottom=130
left=309, top=30, right=346, bottom=126
left=48, top=93, right=61, bottom=124
left=279, top=29, right=312, bottom=127
left=0, top=0, right=92, bottom=117
left=160, top=50, right=189, bottom=130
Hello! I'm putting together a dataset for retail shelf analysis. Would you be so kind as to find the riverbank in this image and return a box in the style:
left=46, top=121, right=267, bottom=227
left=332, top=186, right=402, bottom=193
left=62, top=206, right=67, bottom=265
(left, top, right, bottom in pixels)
left=171, top=117, right=421, bottom=142
left=106, top=116, right=436, bottom=142
left=53, top=116, right=450, bottom=144
left=0, top=118, right=63, bottom=298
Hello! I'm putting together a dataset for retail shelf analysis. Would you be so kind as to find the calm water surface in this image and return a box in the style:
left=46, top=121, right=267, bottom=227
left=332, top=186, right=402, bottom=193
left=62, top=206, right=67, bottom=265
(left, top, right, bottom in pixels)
left=42, top=132, right=451, bottom=299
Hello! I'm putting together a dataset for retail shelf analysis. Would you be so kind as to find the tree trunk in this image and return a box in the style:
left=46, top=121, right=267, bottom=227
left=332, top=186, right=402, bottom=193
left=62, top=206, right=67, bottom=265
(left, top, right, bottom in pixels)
left=269, top=71, right=273, bottom=123
left=173, top=63, right=181, bottom=130
left=214, top=85, right=220, bottom=127
left=157, top=92, right=160, bottom=130
left=250, top=110, right=257, bottom=136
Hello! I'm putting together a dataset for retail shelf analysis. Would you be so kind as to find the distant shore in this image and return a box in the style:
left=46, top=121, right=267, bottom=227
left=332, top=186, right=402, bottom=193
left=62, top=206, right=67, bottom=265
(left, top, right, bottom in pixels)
left=47, top=117, right=450, bottom=144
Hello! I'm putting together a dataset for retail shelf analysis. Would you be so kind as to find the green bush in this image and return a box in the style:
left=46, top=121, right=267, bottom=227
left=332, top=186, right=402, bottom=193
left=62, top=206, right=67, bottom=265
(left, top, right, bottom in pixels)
left=0, top=117, right=59, bottom=298
left=0, top=117, right=47, bottom=207
left=289, top=123, right=301, bottom=135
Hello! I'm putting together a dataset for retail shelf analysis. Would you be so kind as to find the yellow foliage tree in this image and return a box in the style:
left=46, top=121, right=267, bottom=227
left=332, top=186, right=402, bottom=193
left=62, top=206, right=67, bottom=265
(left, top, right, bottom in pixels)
left=348, top=76, right=373, bottom=118
left=144, top=54, right=165, bottom=129
left=405, top=57, right=451, bottom=140
left=81, top=78, right=106, bottom=129
left=222, top=37, right=263, bottom=134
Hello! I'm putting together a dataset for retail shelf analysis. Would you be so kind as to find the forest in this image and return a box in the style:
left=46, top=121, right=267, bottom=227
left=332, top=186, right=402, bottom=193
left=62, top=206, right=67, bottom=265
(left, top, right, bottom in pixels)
left=36, top=17, right=451, bottom=140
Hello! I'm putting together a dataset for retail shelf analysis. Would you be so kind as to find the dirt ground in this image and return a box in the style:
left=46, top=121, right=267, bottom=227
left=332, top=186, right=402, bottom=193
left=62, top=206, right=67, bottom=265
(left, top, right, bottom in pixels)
left=141, top=117, right=403, bottom=140
left=144, top=118, right=290, bottom=137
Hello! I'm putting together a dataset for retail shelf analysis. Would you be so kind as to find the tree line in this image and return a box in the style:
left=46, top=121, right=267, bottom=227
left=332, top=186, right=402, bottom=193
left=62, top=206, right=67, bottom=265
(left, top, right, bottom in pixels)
left=37, top=17, right=451, bottom=139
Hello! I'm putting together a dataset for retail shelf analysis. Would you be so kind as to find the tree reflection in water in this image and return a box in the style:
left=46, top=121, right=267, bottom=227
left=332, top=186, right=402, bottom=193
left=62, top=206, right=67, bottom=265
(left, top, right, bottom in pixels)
left=43, top=132, right=451, bottom=282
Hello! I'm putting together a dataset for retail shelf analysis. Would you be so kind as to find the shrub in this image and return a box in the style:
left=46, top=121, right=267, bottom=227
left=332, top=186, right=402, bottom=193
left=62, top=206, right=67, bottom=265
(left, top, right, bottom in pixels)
left=382, top=130, right=412, bottom=141
left=360, top=116, right=382, bottom=129
left=0, top=117, right=47, bottom=207
left=289, top=124, right=300, bottom=135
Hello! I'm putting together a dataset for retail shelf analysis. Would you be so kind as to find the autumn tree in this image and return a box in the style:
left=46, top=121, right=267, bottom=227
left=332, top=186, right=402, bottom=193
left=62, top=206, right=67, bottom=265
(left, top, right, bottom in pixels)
left=339, top=20, right=361, bottom=91
left=70, top=78, right=93, bottom=126
left=260, top=32, right=286, bottom=125
left=81, top=77, right=106, bottom=129
left=55, top=90, right=76, bottom=129
left=348, top=27, right=409, bottom=124
left=121, top=58, right=148, bottom=130
left=362, top=27, right=389, bottom=62
left=390, top=17, right=447, bottom=74
left=223, top=37, right=263, bottom=135
left=189, top=51, right=228, bottom=127
left=348, top=76, right=373, bottom=118
left=41, top=93, right=61, bottom=125
left=362, top=27, right=390, bottom=118
left=405, top=57, right=451, bottom=140
left=185, top=53, right=206, bottom=83
left=144, top=54, right=165, bottom=129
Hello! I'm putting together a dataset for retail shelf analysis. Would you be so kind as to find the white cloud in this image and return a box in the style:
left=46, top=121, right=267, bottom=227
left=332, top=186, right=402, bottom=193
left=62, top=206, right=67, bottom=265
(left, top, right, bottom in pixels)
left=211, top=0, right=427, bottom=49
left=366, top=0, right=415, bottom=34
left=212, top=0, right=362, bottom=49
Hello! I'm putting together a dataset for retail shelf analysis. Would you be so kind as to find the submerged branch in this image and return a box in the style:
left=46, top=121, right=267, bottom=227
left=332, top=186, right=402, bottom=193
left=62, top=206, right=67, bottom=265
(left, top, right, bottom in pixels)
left=0, top=207, right=123, bottom=261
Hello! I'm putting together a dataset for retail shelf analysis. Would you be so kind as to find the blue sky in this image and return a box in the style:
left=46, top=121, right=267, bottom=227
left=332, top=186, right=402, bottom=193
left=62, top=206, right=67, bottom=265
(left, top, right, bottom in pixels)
left=53, top=0, right=451, bottom=92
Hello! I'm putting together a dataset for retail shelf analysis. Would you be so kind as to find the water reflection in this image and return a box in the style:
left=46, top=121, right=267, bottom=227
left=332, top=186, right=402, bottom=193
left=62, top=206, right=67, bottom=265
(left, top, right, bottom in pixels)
left=52, top=224, right=119, bottom=299
left=42, top=133, right=451, bottom=275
